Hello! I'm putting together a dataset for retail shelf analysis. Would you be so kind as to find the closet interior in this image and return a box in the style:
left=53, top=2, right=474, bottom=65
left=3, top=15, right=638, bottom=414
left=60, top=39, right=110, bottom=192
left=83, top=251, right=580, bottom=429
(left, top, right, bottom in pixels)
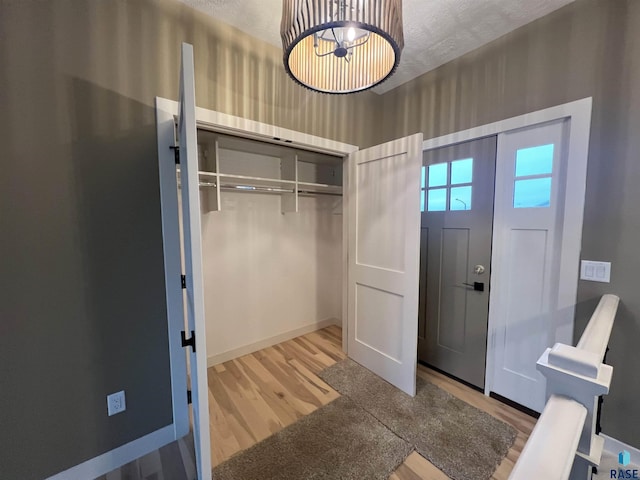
left=189, top=129, right=345, bottom=367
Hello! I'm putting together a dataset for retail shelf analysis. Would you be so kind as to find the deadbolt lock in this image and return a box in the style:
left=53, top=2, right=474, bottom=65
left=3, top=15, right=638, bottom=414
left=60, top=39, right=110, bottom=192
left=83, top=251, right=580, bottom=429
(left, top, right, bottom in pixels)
left=474, top=265, right=485, bottom=275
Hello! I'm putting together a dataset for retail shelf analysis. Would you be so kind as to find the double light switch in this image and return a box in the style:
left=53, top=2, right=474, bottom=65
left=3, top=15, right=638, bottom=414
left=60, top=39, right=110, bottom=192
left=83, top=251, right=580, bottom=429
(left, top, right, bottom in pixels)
left=580, top=260, right=611, bottom=283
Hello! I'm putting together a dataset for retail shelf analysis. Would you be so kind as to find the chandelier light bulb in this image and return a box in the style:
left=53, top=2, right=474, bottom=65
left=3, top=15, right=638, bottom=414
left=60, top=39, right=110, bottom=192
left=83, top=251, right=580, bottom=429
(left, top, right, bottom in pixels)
left=347, top=27, right=356, bottom=42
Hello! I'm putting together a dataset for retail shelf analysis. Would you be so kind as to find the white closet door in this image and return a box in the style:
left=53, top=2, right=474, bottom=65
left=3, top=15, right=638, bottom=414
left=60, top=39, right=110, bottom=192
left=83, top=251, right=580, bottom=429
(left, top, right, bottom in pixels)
left=178, top=42, right=212, bottom=480
left=490, top=119, right=570, bottom=413
left=347, top=133, right=423, bottom=396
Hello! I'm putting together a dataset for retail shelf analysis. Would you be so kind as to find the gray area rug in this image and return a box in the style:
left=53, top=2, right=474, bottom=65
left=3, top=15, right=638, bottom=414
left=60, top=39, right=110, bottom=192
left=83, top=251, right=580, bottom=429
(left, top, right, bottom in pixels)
left=212, top=395, right=413, bottom=480
left=318, top=359, right=517, bottom=480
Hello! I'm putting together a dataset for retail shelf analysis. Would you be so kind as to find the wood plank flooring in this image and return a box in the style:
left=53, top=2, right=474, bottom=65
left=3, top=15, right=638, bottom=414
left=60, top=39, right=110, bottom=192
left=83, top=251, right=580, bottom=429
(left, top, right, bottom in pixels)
left=102, top=325, right=535, bottom=479
left=208, top=325, right=536, bottom=479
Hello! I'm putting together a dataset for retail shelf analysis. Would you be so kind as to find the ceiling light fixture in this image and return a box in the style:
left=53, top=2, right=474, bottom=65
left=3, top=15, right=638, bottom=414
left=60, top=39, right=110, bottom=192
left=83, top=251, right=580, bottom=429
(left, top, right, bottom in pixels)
left=281, top=0, right=404, bottom=94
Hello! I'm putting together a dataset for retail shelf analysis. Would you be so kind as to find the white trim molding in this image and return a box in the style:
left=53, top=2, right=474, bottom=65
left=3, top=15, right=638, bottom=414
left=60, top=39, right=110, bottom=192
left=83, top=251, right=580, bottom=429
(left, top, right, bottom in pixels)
left=155, top=98, right=358, bottom=157
left=156, top=95, right=357, bottom=375
left=45, top=426, right=177, bottom=480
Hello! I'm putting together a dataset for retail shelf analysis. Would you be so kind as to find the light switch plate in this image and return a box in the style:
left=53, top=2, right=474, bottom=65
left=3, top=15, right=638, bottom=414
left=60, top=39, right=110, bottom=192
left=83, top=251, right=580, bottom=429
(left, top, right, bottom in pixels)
left=580, top=260, right=611, bottom=283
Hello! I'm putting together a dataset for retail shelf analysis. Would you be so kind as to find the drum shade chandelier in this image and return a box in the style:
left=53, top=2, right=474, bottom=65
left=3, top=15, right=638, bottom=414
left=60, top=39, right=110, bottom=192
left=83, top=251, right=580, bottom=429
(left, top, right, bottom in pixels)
left=281, top=0, right=404, bottom=94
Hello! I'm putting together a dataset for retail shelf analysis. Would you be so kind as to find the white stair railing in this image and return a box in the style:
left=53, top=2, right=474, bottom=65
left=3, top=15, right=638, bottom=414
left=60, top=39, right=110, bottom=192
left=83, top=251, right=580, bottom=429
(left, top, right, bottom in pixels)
left=509, top=294, right=620, bottom=480
left=509, top=395, right=587, bottom=480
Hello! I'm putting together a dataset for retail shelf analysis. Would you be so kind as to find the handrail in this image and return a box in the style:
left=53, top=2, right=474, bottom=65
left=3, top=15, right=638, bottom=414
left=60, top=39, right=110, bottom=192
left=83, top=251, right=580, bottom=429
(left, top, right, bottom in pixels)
left=512, top=294, right=620, bottom=480
left=508, top=395, right=587, bottom=480
left=576, top=294, right=620, bottom=363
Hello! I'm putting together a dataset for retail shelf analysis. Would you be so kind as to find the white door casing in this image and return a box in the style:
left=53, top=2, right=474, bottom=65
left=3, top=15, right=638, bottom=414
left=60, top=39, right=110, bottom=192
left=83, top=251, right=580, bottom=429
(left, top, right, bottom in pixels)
left=347, top=133, right=423, bottom=396
left=177, top=42, right=212, bottom=480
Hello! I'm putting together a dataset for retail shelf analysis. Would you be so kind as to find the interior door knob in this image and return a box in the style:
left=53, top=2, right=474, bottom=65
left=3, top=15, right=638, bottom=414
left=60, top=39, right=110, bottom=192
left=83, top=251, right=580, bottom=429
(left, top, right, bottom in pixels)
left=474, top=265, right=485, bottom=275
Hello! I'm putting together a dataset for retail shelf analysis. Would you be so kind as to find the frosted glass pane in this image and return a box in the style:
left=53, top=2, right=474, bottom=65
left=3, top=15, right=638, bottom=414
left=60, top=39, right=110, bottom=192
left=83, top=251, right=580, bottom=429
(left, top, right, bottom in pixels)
left=450, top=186, right=472, bottom=211
left=451, top=158, right=473, bottom=185
left=427, top=188, right=447, bottom=211
left=514, top=178, right=552, bottom=208
left=428, top=163, right=447, bottom=187
left=421, top=190, right=426, bottom=212
left=421, top=166, right=426, bottom=189
left=515, top=144, right=554, bottom=177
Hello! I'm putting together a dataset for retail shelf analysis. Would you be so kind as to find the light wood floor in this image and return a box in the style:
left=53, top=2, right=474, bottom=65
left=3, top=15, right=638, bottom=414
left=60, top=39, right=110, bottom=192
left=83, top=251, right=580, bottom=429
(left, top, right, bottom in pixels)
left=103, top=325, right=535, bottom=479
left=208, top=325, right=536, bottom=479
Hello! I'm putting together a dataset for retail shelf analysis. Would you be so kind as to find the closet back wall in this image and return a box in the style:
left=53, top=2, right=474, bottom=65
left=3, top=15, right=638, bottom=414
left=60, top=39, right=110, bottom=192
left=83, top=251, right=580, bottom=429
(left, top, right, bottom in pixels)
left=201, top=149, right=342, bottom=365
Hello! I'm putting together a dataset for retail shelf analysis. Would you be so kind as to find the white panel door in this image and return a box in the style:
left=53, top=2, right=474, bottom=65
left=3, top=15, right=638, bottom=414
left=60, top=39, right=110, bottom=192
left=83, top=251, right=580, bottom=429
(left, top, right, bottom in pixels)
left=177, top=43, right=212, bottom=480
left=347, top=133, right=423, bottom=396
left=490, top=119, right=571, bottom=412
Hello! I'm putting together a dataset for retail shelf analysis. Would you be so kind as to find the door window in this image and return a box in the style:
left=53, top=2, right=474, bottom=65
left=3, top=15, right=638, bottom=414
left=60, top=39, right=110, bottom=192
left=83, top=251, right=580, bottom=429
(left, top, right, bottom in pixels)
left=421, top=158, right=473, bottom=212
left=513, top=144, right=554, bottom=208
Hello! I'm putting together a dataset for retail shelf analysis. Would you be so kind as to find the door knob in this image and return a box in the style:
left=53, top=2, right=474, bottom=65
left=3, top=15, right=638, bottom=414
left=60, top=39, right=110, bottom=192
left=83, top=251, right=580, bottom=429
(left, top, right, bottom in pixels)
left=474, top=264, right=485, bottom=275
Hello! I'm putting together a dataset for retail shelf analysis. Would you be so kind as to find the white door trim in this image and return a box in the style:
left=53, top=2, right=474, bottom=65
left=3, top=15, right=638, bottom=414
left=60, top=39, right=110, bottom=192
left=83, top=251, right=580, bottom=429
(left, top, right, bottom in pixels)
left=155, top=97, right=358, bottom=356
left=155, top=98, right=359, bottom=157
left=421, top=97, right=593, bottom=398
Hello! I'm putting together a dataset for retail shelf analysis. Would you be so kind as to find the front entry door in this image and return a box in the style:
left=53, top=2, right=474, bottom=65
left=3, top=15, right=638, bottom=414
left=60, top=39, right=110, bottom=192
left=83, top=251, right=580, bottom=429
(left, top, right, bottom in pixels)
left=418, top=136, right=496, bottom=389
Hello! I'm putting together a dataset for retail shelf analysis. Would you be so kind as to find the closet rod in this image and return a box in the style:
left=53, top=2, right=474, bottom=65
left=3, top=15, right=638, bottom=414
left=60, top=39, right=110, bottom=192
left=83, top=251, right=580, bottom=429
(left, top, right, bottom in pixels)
left=199, top=182, right=294, bottom=194
left=198, top=182, right=342, bottom=197
left=298, top=190, right=342, bottom=197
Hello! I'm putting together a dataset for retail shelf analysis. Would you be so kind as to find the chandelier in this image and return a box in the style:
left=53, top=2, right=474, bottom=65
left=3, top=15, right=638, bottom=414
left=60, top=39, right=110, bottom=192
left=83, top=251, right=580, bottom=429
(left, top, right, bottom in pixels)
left=281, top=0, right=404, bottom=94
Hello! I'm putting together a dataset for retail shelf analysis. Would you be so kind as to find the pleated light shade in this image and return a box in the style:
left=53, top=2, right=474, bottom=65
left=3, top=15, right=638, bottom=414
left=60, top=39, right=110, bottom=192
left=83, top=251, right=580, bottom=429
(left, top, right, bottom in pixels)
left=281, top=0, right=404, bottom=94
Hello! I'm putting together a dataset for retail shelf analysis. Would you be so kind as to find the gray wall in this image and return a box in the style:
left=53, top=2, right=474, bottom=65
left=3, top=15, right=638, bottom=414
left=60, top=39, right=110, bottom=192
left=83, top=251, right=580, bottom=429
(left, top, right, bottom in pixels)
left=0, top=0, right=378, bottom=478
left=379, top=0, right=640, bottom=447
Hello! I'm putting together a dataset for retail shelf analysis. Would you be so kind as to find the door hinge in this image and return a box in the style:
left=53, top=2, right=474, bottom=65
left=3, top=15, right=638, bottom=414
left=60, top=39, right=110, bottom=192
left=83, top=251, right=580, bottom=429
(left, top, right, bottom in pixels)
left=170, top=145, right=180, bottom=164
left=181, top=330, right=196, bottom=353
left=187, top=389, right=192, bottom=405
left=181, top=274, right=186, bottom=289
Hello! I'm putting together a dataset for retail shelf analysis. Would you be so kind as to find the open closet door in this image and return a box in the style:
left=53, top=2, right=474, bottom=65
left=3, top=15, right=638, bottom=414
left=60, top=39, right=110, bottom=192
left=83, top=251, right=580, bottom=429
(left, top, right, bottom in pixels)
left=177, top=43, right=212, bottom=480
left=347, top=133, right=423, bottom=396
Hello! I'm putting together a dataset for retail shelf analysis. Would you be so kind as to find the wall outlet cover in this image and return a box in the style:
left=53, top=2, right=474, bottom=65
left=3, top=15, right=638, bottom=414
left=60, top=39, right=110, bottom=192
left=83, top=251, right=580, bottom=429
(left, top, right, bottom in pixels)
left=107, top=390, right=126, bottom=416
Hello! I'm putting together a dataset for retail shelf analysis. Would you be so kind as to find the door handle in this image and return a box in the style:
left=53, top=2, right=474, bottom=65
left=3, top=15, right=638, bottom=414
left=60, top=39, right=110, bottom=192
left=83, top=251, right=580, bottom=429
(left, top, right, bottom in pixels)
left=461, top=281, right=485, bottom=292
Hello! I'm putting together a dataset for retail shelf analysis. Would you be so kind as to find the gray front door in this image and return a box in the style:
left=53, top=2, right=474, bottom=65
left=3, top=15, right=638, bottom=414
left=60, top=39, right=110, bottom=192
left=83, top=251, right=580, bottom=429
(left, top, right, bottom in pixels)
left=417, top=136, right=496, bottom=389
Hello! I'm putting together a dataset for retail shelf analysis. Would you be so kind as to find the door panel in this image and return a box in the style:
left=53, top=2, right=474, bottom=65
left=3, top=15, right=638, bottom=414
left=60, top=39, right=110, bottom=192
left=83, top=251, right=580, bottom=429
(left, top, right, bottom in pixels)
left=348, top=133, right=423, bottom=396
left=177, top=43, right=212, bottom=480
left=439, top=228, right=470, bottom=352
left=490, top=120, right=569, bottom=412
left=418, top=136, right=497, bottom=389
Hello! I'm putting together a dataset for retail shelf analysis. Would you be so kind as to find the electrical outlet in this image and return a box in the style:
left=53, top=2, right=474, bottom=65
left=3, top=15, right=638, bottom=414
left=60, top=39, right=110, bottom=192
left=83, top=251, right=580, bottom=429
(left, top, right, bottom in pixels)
left=107, top=390, right=126, bottom=416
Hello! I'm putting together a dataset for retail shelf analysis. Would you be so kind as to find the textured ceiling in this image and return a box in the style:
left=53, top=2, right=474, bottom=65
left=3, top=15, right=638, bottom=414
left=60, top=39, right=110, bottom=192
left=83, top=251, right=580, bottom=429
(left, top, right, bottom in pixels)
left=179, top=0, right=575, bottom=94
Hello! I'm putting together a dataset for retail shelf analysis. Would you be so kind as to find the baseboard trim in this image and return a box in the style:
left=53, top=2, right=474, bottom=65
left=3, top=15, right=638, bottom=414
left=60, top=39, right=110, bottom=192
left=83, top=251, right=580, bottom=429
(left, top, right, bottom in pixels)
left=207, top=318, right=341, bottom=367
left=601, top=434, right=640, bottom=464
left=45, top=425, right=177, bottom=480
